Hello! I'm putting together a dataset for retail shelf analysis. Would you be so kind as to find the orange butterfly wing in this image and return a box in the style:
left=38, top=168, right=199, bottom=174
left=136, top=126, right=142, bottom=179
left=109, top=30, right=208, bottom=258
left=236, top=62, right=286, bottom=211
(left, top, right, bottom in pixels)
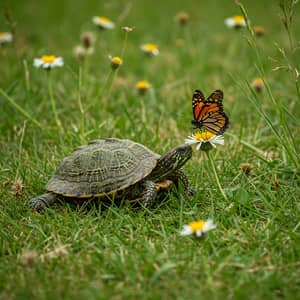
left=192, top=90, right=206, bottom=120
left=191, top=89, right=229, bottom=135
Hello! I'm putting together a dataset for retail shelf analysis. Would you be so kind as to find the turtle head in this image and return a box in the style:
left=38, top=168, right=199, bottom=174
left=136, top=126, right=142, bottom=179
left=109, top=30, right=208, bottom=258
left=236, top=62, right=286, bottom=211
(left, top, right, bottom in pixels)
left=151, top=144, right=192, bottom=180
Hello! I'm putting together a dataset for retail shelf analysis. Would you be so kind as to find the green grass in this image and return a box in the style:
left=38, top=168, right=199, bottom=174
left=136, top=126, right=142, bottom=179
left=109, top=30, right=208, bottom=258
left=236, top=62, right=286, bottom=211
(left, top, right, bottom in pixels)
left=1, top=0, right=300, bottom=299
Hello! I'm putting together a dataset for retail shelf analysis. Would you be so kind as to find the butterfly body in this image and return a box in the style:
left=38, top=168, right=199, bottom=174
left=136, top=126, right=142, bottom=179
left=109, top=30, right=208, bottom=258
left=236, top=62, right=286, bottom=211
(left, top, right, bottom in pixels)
left=191, top=89, right=229, bottom=135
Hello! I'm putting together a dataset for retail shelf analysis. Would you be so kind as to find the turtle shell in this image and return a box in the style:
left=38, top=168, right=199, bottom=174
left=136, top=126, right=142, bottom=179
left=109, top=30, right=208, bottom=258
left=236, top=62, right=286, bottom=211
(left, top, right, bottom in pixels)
left=46, top=138, right=160, bottom=198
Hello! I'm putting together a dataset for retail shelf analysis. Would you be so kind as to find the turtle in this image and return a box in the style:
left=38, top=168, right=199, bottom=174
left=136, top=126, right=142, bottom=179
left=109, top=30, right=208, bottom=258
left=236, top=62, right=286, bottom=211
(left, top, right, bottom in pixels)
left=29, top=138, right=194, bottom=210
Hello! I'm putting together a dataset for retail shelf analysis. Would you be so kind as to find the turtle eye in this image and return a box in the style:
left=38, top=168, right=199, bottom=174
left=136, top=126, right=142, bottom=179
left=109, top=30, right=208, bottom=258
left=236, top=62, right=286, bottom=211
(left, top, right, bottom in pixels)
left=175, top=145, right=192, bottom=164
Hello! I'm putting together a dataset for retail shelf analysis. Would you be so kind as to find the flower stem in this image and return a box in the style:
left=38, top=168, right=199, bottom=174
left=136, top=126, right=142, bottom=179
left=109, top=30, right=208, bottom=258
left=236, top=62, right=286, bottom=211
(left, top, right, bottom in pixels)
left=89, top=68, right=113, bottom=111
left=78, top=64, right=85, bottom=134
left=47, top=71, right=61, bottom=127
left=105, top=69, right=117, bottom=101
left=121, top=30, right=129, bottom=58
left=106, top=30, right=129, bottom=103
left=206, top=151, right=228, bottom=201
left=0, top=88, right=41, bottom=128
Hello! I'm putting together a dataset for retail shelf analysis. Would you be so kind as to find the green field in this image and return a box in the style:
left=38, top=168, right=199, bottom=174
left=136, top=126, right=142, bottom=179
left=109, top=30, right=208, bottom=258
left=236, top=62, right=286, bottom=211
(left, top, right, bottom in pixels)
left=1, top=0, right=300, bottom=299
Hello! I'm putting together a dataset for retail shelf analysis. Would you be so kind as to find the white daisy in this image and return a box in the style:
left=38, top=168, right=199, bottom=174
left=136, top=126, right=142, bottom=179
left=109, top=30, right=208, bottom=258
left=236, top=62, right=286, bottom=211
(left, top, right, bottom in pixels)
left=225, top=15, right=246, bottom=28
left=33, top=55, right=64, bottom=69
left=180, top=219, right=216, bottom=237
left=0, top=32, right=13, bottom=44
left=141, top=43, right=159, bottom=56
left=185, top=131, right=224, bottom=151
left=93, top=16, right=115, bottom=29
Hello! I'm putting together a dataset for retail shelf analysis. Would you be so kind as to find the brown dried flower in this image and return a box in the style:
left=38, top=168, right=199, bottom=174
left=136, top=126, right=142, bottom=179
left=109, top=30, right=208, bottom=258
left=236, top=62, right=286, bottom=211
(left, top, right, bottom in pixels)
left=253, top=26, right=266, bottom=37
left=81, top=32, right=94, bottom=48
left=20, top=250, right=39, bottom=267
left=240, top=163, right=253, bottom=175
left=11, top=178, right=24, bottom=197
left=176, top=11, right=189, bottom=26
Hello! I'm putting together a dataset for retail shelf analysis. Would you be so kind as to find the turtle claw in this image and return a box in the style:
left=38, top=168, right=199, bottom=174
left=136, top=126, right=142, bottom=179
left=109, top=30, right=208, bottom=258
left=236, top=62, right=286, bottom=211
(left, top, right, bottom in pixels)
left=29, top=193, right=57, bottom=211
left=186, top=187, right=196, bottom=197
left=29, top=198, right=46, bottom=211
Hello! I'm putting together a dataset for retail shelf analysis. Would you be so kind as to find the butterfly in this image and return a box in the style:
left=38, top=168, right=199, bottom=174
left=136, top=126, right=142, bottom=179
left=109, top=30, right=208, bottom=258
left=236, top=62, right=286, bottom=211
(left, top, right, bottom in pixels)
left=191, top=89, right=229, bottom=135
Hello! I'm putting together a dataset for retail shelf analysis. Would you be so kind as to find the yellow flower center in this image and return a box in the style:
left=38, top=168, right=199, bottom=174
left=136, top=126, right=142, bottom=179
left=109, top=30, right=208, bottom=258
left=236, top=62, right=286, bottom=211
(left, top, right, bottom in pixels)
left=232, top=15, right=246, bottom=25
left=252, top=78, right=264, bottom=86
left=111, top=56, right=122, bottom=65
left=253, top=26, right=266, bottom=36
left=41, top=55, right=56, bottom=63
left=97, top=16, right=111, bottom=24
left=143, top=43, right=158, bottom=52
left=194, top=130, right=214, bottom=141
left=189, top=220, right=205, bottom=232
left=0, top=32, right=5, bottom=38
left=136, top=80, right=150, bottom=90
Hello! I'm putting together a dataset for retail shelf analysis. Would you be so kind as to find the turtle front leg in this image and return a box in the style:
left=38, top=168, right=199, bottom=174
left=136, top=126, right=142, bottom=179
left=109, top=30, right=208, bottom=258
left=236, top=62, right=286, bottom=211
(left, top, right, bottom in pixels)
left=170, top=169, right=195, bottom=197
left=141, top=180, right=157, bottom=207
left=29, top=192, right=58, bottom=211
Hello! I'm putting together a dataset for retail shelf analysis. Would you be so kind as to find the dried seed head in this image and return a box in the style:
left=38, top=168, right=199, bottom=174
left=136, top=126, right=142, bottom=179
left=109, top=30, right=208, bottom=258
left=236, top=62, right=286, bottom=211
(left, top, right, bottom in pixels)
left=272, top=179, right=280, bottom=188
left=11, top=178, right=24, bottom=197
left=73, top=45, right=86, bottom=61
left=40, top=244, right=70, bottom=262
left=176, top=11, right=189, bottom=26
left=81, top=32, right=94, bottom=48
left=240, top=163, right=253, bottom=175
left=20, top=250, right=39, bottom=267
